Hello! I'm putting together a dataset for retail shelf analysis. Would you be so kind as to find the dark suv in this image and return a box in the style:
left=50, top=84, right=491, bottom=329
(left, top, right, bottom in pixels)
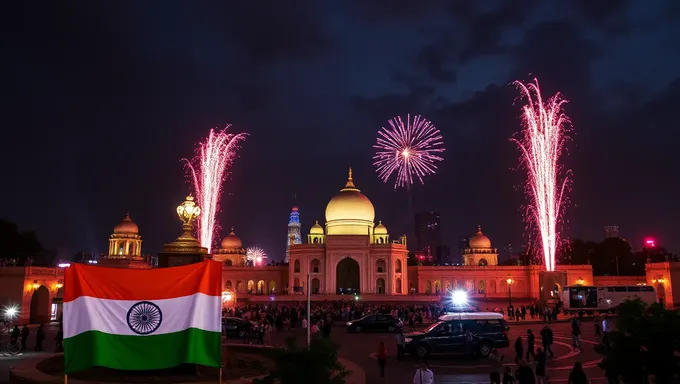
left=404, top=313, right=509, bottom=358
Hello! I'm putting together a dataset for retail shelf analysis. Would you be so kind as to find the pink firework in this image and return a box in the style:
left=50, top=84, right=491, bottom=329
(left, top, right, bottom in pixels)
left=512, top=79, right=571, bottom=272
left=184, top=127, right=247, bottom=253
left=373, top=114, right=445, bottom=189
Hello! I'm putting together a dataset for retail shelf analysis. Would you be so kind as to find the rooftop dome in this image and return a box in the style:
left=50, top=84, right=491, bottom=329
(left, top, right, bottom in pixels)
left=220, top=227, right=243, bottom=249
left=325, top=168, right=375, bottom=235
left=469, top=225, right=492, bottom=248
left=374, top=221, right=388, bottom=235
left=310, top=220, right=324, bottom=235
left=113, top=213, right=139, bottom=234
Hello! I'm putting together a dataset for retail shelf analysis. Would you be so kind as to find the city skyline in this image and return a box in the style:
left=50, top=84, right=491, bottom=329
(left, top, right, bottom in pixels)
left=4, top=1, right=679, bottom=259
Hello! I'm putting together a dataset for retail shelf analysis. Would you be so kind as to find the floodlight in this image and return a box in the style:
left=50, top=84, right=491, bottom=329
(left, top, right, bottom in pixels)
left=5, top=306, right=18, bottom=319
left=451, top=290, right=468, bottom=306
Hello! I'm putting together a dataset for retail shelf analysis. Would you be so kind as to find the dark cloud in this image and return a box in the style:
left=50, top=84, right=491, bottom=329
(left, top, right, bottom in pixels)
left=512, top=21, right=601, bottom=99
left=352, top=86, right=435, bottom=123
left=218, top=1, right=331, bottom=63
left=574, top=0, right=631, bottom=35
left=416, top=37, right=458, bottom=82
left=458, top=0, right=537, bottom=62
left=351, top=0, right=442, bottom=21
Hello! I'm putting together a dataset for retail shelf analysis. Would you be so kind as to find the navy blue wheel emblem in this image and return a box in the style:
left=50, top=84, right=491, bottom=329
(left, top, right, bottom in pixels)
left=127, top=301, right=163, bottom=335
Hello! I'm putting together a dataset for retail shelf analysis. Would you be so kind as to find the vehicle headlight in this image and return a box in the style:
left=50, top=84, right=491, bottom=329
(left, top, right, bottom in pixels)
left=346, top=322, right=353, bottom=326
left=405, top=338, right=412, bottom=343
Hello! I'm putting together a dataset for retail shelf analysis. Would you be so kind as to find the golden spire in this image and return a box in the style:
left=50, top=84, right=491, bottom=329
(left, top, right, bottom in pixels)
left=342, top=166, right=359, bottom=191
left=477, top=225, right=482, bottom=234
left=230, top=225, right=235, bottom=235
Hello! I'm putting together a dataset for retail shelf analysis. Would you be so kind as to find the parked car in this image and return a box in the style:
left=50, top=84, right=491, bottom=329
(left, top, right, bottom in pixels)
left=346, top=314, right=403, bottom=333
left=222, top=317, right=259, bottom=338
left=404, top=312, right=509, bottom=358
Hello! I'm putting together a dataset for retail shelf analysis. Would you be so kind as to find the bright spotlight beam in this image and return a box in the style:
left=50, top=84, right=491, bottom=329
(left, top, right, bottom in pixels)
left=451, top=290, right=468, bottom=306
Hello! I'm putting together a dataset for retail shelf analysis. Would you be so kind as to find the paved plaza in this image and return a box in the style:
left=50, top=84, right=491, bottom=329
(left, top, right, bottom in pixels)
left=0, top=320, right=607, bottom=384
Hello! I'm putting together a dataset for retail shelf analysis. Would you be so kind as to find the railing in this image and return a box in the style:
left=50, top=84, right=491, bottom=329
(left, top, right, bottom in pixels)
left=28, top=267, right=64, bottom=277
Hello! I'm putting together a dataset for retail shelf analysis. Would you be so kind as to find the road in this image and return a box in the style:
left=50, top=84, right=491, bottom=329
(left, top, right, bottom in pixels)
left=269, top=320, right=606, bottom=384
left=0, top=321, right=605, bottom=384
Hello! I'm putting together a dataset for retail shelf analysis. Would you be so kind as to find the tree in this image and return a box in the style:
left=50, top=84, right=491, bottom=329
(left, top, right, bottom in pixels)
left=254, top=336, right=349, bottom=384
left=595, top=299, right=680, bottom=383
left=0, top=219, right=51, bottom=265
left=558, top=237, right=644, bottom=276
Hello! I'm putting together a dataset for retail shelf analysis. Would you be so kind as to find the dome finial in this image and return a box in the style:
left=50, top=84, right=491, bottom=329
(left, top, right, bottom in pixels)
left=477, top=225, right=482, bottom=233
left=343, top=166, right=358, bottom=190
left=230, top=225, right=235, bottom=235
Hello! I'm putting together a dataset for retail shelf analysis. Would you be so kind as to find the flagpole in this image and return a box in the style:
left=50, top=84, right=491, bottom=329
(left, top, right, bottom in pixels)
left=64, top=374, right=68, bottom=384
left=307, top=272, right=311, bottom=349
left=219, top=366, right=223, bottom=384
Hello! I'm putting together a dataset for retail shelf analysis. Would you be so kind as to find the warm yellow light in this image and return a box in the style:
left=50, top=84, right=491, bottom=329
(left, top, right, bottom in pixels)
left=652, top=279, right=657, bottom=284
left=506, top=278, right=513, bottom=285
left=576, top=278, right=585, bottom=285
left=222, top=291, right=233, bottom=303
left=32, top=280, right=39, bottom=290
left=176, top=195, right=201, bottom=225
left=56, top=281, right=63, bottom=289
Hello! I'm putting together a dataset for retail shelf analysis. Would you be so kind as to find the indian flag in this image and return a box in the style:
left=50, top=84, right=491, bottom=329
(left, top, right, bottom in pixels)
left=63, top=260, right=222, bottom=373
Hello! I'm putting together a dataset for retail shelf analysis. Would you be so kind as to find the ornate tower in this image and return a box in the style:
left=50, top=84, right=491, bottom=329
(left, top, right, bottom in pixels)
left=108, top=213, right=143, bottom=258
left=286, top=205, right=302, bottom=262
left=463, top=225, right=499, bottom=266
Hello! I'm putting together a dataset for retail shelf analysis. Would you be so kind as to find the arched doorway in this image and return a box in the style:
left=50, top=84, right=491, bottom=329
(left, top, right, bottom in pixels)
left=312, top=278, right=320, bottom=294
left=336, top=257, right=360, bottom=294
left=257, top=280, right=265, bottom=294
left=395, top=278, right=402, bottom=294
left=376, top=278, right=386, bottom=294
left=269, top=280, right=276, bottom=293
left=30, top=285, right=50, bottom=324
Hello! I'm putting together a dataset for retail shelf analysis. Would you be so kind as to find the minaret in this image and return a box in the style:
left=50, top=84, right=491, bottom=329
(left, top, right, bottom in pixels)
left=286, top=205, right=302, bottom=262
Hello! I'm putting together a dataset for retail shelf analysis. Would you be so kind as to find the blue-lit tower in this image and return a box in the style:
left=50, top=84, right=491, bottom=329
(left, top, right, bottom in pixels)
left=286, top=205, right=302, bottom=262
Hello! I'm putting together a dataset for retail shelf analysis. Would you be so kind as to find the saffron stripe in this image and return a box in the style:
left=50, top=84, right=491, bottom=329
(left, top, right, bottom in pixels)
left=64, top=328, right=221, bottom=373
left=63, top=293, right=221, bottom=339
left=64, top=260, right=222, bottom=302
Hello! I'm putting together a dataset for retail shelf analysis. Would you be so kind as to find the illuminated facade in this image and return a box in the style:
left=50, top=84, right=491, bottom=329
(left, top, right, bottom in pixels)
left=213, top=227, right=247, bottom=266
left=287, top=168, right=409, bottom=295
left=463, top=226, right=499, bottom=266
left=285, top=206, right=302, bottom=263
left=107, top=213, right=142, bottom=258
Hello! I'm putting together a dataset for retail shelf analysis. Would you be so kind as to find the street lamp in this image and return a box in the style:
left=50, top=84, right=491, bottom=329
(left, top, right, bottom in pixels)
left=506, top=276, right=514, bottom=307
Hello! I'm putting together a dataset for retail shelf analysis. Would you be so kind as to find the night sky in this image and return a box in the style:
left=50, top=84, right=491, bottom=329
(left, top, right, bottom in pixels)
left=4, top=1, right=680, bottom=261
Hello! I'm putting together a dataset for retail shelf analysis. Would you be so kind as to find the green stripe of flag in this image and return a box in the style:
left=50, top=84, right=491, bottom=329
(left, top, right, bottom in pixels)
left=64, top=328, right=221, bottom=373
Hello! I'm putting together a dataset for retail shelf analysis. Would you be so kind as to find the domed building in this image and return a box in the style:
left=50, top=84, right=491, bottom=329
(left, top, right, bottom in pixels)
left=463, top=226, right=499, bottom=266
left=288, top=168, right=408, bottom=295
left=213, top=227, right=247, bottom=266
left=108, top=213, right=143, bottom=258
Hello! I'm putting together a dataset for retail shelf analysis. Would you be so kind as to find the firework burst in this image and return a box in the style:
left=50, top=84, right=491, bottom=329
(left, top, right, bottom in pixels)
left=246, top=246, right=267, bottom=264
left=511, top=79, right=571, bottom=272
left=184, top=127, right=247, bottom=253
left=373, top=114, right=445, bottom=189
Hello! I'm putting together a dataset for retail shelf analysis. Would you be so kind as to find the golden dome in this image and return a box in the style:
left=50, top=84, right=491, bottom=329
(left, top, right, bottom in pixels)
left=310, top=220, right=324, bottom=235
left=469, top=225, right=492, bottom=248
left=325, top=168, right=375, bottom=235
left=374, top=221, right=388, bottom=235
left=220, top=227, right=243, bottom=249
left=113, top=213, right=139, bottom=234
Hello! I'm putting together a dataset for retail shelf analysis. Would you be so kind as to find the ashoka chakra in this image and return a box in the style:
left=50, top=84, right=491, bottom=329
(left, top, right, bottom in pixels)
left=127, top=301, right=163, bottom=335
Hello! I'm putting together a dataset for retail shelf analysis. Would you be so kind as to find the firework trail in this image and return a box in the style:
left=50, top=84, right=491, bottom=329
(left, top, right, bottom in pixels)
left=246, top=246, right=267, bottom=264
left=512, top=79, right=571, bottom=272
left=184, top=127, right=247, bottom=253
left=373, top=114, right=445, bottom=189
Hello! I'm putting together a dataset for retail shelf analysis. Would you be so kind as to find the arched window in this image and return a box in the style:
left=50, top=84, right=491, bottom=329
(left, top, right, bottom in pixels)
left=395, top=259, right=402, bottom=273
left=224, top=259, right=233, bottom=267
left=310, top=259, right=320, bottom=273
left=294, top=259, right=300, bottom=273
left=225, top=280, right=232, bottom=290
left=376, top=259, right=386, bottom=273
left=478, top=258, right=488, bottom=266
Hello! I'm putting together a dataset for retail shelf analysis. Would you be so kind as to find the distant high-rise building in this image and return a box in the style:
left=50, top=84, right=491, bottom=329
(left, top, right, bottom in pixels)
left=458, top=236, right=471, bottom=263
left=414, top=212, right=442, bottom=263
left=604, top=225, right=619, bottom=238
left=286, top=205, right=302, bottom=262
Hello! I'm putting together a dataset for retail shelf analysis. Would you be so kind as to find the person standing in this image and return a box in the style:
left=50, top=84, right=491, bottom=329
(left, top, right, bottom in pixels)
left=514, top=337, right=524, bottom=364
left=489, top=348, right=504, bottom=384
left=540, top=325, right=554, bottom=358
left=413, top=361, right=434, bottom=384
left=35, top=324, right=45, bottom=351
left=526, top=330, right=536, bottom=361
left=601, top=316, right=609, bottom=344
left=395, top=330, right=406, bottom=362
left=515, top=359, right=535, bottom=384
left=20, top=325, right=29, bottom=350
left=568, top=362, right=589, bottom=384
left=377, top=341, right=387, bottom=378
left=535, top=347, right=547, bottom=383
left=571, top=318, right=582, bottom=349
